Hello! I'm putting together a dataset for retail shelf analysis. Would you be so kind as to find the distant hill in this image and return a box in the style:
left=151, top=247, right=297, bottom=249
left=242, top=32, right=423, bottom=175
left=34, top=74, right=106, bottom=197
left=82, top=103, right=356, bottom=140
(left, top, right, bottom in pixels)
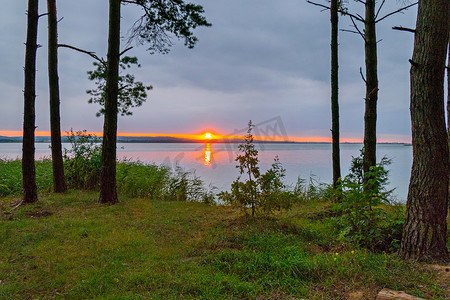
left=116, top=136, right=197, bottom=143
left=0, top=136, right=23, bottom=143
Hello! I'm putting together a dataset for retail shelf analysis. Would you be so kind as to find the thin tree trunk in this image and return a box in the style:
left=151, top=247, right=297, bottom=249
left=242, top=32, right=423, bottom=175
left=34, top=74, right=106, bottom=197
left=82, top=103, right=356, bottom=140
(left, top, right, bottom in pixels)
left=330, top=0, right=341, bottom=191
left=22, top=0, right=39, bottom=204
left=363, top=0, right=378, bottom=182
left=47, top=0, right=66, bottom=193
left=400, top=0, right=449, bottom=262
left=447, top=42, right=449, bottom=146
left=99, top=0, right=120, bottom=204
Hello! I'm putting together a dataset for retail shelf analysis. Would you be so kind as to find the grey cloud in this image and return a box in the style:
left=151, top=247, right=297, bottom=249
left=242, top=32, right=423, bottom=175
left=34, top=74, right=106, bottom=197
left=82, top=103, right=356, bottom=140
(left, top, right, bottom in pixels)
left=0, top=0, right=419, bottom=140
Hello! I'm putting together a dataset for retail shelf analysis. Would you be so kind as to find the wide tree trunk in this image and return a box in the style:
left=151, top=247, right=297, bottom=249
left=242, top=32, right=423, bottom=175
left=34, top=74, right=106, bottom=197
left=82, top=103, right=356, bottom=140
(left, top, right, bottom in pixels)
left=22, top=0, right=39, bottom=204
left=47, top=0, right=66, bottom=193
left=399, top=0, right=449, bottom=262
left=363, top=0, right=378, bottom=181
left=330, top=0, right=341, bottom=190
left=99, top=0, right=120, bottom=204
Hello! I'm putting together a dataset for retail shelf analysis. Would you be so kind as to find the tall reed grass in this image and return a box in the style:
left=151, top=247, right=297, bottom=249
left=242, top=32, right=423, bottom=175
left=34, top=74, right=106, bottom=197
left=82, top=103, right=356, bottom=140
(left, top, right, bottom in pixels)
left=0, top=158, right=215, bottom=204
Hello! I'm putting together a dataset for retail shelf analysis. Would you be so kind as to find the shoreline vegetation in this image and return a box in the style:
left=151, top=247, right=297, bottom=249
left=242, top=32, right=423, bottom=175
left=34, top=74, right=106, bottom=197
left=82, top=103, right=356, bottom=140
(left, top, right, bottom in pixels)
left=0, top=131, right=448, bottom=299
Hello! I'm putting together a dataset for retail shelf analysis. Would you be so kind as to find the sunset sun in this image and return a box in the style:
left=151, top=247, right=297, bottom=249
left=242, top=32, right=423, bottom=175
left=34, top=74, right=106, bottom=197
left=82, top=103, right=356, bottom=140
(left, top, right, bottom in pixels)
left=204, top=132, right=213, bottom=140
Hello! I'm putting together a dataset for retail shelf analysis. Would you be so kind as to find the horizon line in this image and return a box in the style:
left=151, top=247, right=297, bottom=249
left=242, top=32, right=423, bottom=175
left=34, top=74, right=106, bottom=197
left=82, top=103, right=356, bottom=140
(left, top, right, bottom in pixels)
left=0, top=130, right=412, bottom=144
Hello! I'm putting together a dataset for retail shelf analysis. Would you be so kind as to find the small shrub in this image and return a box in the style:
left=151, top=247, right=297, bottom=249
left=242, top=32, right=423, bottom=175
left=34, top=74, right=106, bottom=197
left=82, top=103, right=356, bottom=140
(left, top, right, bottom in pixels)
left=333, top=150, right=403, bottom=252
left=63, top=129, right=102, bottom=190
left=259, top=156, right=294, bottom=213
left=218, top=121, right=294, bottom=216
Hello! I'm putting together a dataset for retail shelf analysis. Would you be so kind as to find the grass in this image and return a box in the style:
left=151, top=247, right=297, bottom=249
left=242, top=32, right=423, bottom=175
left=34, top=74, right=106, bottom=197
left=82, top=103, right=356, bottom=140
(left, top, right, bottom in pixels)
left=0, top=159, right=214, bottom=203
left=0, top=191, right=447, bottom=299
left=0, top=159, right=54, bottom=196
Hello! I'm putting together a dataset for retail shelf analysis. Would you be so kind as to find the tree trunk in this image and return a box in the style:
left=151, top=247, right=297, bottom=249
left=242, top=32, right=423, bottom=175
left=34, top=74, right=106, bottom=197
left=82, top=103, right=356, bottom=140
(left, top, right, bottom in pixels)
left=447, top=42, right=449, bottom=146
left=363, top=0, right=378, bottom=181
left=22, top=0, right=39, bottom=204
left=99, top=0, right=120, bottom=204
left=399, top=0, right=449, bottom=262
left=330, top=0, right=341, bottom=191
left=47, top=0, right=66, bottom=193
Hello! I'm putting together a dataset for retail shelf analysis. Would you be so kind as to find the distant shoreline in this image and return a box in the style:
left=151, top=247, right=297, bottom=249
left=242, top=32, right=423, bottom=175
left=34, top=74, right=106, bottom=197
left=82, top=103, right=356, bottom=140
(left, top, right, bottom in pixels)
left=0, top=136, right=412, bottom=146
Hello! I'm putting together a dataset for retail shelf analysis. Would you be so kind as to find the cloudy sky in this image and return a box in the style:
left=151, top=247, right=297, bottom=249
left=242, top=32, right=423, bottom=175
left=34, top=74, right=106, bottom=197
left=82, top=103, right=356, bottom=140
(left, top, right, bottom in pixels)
left=0, top=0, right=420, bottom=142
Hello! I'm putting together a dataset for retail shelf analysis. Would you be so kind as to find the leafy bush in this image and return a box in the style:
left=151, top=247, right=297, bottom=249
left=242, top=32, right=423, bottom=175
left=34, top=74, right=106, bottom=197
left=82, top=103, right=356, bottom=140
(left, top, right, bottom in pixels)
left=333, top=151, right=403, bottom=252
left=218, top=121, right=295, bottom=215
left=63, top=130, right=102, bottom=190
left=258, top=157, right=295, bottom=213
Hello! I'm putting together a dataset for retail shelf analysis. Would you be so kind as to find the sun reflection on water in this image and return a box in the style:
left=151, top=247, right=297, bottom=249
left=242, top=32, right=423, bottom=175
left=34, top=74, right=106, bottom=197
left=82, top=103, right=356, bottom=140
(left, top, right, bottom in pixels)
left=204, top=143, right=212, bottom=166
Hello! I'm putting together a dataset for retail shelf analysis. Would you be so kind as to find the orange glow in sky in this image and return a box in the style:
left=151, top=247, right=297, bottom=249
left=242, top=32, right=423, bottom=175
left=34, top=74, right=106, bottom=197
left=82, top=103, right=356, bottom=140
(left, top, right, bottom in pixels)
left=0, top=130, right=411, bottom=143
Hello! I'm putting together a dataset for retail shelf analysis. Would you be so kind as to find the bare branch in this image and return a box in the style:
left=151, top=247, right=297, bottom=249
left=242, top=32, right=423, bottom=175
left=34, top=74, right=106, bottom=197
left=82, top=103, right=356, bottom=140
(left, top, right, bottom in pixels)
left=350, top=16, right=365, bottom=41
left=57, top=17, right=64, bottom=23
left=360, top=67, right=367, bottom=84
left=119, top=46, right=134, bottom=57
left=375, top=0, right=386, bottom=20
left=341, top=29, right=360, bottom=34
left=392, top=26, right=416, bottom=33
left=409, top=59, right=419, bottom=68
left=58, top=44, right=106, bottom=66
left=38, top=13, right=49, bottom=19
left=306, top=0, right=365, bottom=22
left=376, top=2, right=418, bottom=23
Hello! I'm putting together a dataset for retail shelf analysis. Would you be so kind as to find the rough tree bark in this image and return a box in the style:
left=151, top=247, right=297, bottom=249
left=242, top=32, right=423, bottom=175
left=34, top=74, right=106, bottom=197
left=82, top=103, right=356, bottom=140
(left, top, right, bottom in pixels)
left=99, top=0, right=120, bottom=204
left=47, top=0, right=66, bottom=193
left=362, top=0, right=378, bottom=181
left=330, top=0, right=341, bottom=190
left=399, top=0, right=449, bottom=262
left=22, top=0, right=39, bottom=204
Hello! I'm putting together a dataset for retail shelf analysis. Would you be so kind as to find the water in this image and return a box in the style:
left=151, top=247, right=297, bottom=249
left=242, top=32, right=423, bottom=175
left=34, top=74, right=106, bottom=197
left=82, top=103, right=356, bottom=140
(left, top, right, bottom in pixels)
left=0, top=142, right=412, bottom=202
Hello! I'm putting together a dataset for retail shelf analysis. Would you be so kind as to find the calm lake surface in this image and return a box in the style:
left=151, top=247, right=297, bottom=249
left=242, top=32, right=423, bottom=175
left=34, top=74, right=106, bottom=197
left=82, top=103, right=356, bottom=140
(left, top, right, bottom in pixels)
left=0, top=143, right=412, bottom=202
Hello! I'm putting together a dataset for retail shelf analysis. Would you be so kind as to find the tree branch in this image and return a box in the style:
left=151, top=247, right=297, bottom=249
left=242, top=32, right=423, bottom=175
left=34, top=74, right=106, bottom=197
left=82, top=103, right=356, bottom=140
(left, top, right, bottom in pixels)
left=360, top=67, right=367, bottom=84
left=392, top=26, right=416, bottom=33
left=376, top=2, right=418, bottom=23
left=341, top=29, right=360, bottom=34
left=118, top=84, right=131, bottom=91
left=306, top=0, right=365, bottom=23
left=409, top=59, right=419, bottom=68
left=119, top=46, right=133, bottom=57
left=350, top=16, right=365, bottom=41
left=58, top=44, right=106, bottom=66
left=375, top=0, right=386, bottom=20
left=38, top=13, right=49, bottom=19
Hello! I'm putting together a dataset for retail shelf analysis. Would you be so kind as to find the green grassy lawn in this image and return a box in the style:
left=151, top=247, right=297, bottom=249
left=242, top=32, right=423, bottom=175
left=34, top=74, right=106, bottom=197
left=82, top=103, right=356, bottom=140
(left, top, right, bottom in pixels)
left=0, top=191, right=447, bottom=299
